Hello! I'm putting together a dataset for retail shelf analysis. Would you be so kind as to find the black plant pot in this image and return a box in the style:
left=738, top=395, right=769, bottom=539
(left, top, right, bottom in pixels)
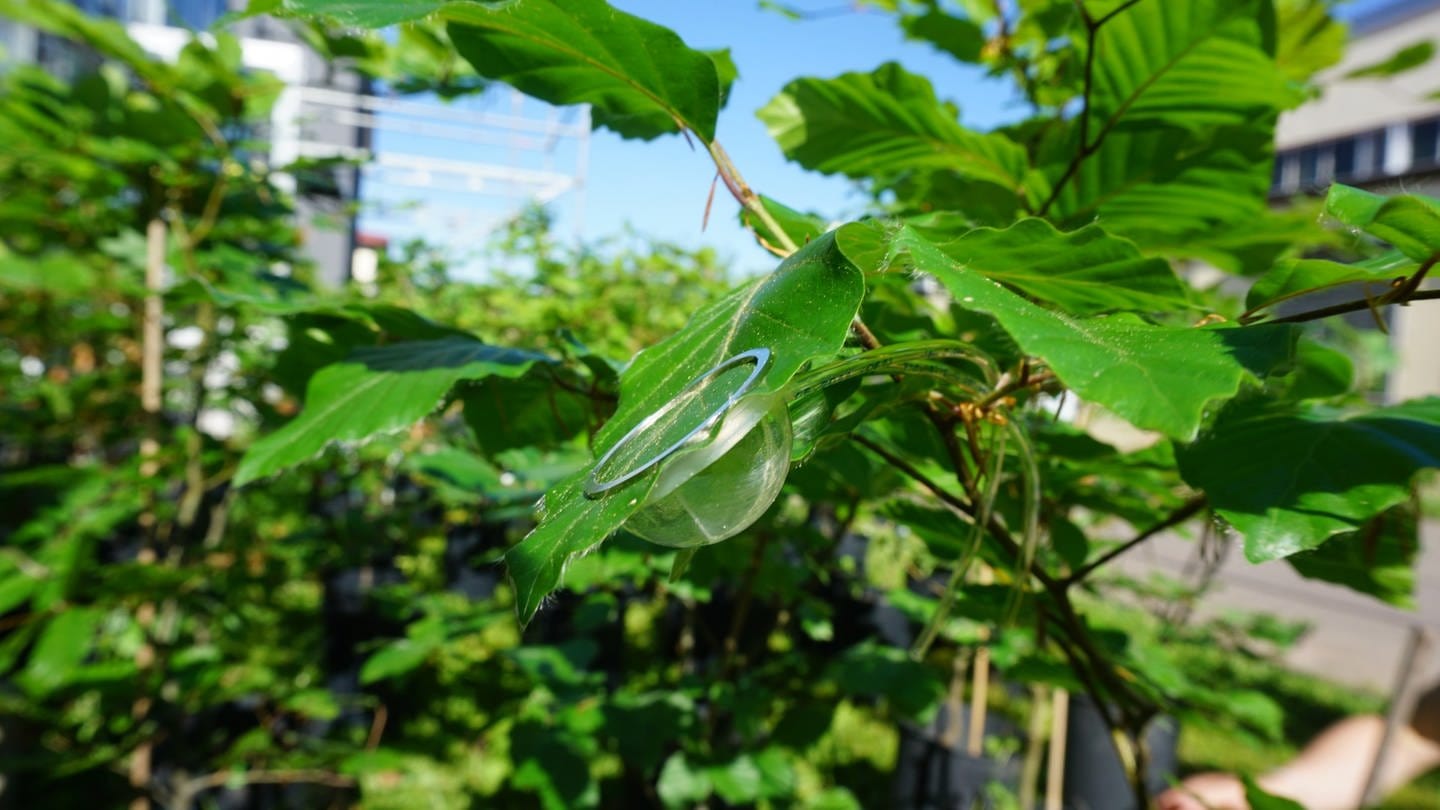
left=1060, top=695, right=1178, bottom=810
left=893, top=703, right=1023, bottom=809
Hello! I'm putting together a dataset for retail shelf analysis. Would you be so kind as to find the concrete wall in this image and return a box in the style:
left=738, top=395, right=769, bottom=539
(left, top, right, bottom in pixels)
left=1277, top=3, right=1440, bottom=149
left=1111, top=521, right=1440, bottom=692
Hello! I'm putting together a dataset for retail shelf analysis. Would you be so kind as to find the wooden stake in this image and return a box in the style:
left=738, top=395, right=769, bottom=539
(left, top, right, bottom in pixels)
left=1019, top=685, right=1050, bottom=810
left=966, top=565, right=994, bottom=758
left=1045, top=689, right=1070, bottom=810
left=129, top=217, right=165, bottom=810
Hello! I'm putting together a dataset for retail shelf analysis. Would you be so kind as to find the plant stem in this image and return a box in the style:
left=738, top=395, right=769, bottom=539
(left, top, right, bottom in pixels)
left=1038, top=0, right=1145, bottom=216
left=852, top=433, right=1155, bottom=720
left=1064, top=496, right=1207, bottom=587
left=1257, top=289, right=1440, bottom=325
left=131, top=216, right=168, bottom=810
left=705, top=140, right=799, bottom=255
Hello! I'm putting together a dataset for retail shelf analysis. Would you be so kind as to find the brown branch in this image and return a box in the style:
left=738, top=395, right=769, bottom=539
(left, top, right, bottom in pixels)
left=706, top=141, right=798, bottom=255
left=1257, top=288, right=1440, bottom=325
left=1064, top=496, right=1207, bottom=587
left=851, top=433, right=1155, bottom=722
left=1038, top=0, right=1147, bottom=216
left=977, top=369, right=1055, bottom=410
left=851, top=317, right=883, bottom=351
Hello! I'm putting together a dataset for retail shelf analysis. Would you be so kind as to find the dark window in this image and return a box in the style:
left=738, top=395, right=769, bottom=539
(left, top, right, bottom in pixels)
left=1412, top=119, right=1439, bottom=166
left=1299, top=146, right=1321, bottom=187
left=1334, top=138, right=1356, bottom=179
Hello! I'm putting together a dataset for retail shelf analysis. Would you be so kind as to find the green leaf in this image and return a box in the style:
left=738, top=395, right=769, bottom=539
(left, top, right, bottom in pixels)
left=906, top=216, right=1190, bottom=314
left=444, top=0, right=721, bottom=142
left=604, top=692, right=694, bottom=770
left=19, top=607, right=101, bottom=697
left=360, top=639, right=436, bottom=684
left=707, top=48, right=739, bottom=109
left=708, top=756, right=763, bottom=805
left=1245, top=251, right=1414, bottom=314
left=846, top=224, right=1295, bottom=440
left=658, top=753, right=713, bottom=809
left=1274, top=0, right=1346, bottom=82
left=235, top=337, right=550, bottom=486
left=405, top=447, right=506, bottom=496
left=827, top=641, right=944, bottom=719
left=1324, top=184, right=1440, bottom=261
left=1043, top=125, right=1275, bottom=251
left=1278, top=339, right=1354, bottom=401
left=281, top=0, right=448, bottom=27
left=739, top=195, right=827, bottom=250
left=282, top=688, right=342, bottom=721
left=504, top=232, right=865, bottom=624
left=1287, top=505, right=1418, bottom=607
left=1346, top=39, right=1435, bottom=79
left=0, top=250, right=97, bottom=294
left=462, top=372, right=590, bottom=456
left=1178, top=398, right=1440, bottom=561
left=1088, top=0, right=1296, bottom=135
left=759, top=62, right=1030, bottom=194
left=902, top=10, right=985, bottom=62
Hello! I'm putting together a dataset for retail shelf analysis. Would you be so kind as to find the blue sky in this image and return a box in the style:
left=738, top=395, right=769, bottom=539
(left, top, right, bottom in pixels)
left=571, top=0, right=1023, bottom=273
left=359, top=0, right=1404, bottom=277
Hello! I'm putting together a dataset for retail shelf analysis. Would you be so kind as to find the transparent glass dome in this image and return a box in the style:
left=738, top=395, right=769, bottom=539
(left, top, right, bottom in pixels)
left=583, top=349, right=793, bottom=548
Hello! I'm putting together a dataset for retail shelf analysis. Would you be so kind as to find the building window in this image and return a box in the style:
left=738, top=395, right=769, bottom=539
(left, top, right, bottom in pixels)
left=1273, top=127, right=1393, bottom=197
left=1334, top=138, right=1356, bottom=179
left=1411, top=118, right=1439, bottom=167
left=1298, top=145, right=1322, bottom=188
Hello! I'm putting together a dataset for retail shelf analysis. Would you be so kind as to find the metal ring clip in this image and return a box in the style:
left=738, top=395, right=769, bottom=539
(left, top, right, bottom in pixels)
left=583, top=348, right=772, bottom=498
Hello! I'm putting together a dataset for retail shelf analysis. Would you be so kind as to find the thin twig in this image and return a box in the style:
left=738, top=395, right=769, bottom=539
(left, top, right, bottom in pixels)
left=852, top=433, right=1155, bottom=724
left=1064, top=496, right=1207, bottom=587
left=1241, top=255, right=1438, bottom=324
left=1259, top=287, right=1440, bottom=325
left=705, top=140, right=799, bottom=255
left=1038, top=0, right=1146, bottom=216
left=977, top=370, right=1055, bottom=410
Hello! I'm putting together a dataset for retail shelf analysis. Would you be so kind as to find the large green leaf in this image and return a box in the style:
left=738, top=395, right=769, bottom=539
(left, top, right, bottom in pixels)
left=445, top=0, right=721, bottom=142
left=1274, top=0, right=1346, bottom=82
left=235, top=337, right=550, bottom=486
left=1178, top=398, right=1440, bottom=561
left=462, top=372, right=591, bottom=456
left=1287, top=505, right=1418, bottom=607
left=1043, top=124, right=1274, bottom=250
left=907, top=216, right=1190, bottom=314
left=1323, top=184, right=1440, bottom=262
left=901, top=10, right=985, bottom=62
left=758, top=62, right=1031, bottom=195
left=1088, top=0, right=1295, bottom=135
left=842, top=224, right=1294, bottom=440
left=286, top=0, right=721, bottom=141
left=1245, top=251, right=1414, bottom=314
left=504, top=232, right=865, bottom=624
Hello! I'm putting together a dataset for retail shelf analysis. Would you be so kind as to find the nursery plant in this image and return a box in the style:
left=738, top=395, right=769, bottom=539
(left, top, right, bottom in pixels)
left=4, top=0, right=1440, bottom=808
